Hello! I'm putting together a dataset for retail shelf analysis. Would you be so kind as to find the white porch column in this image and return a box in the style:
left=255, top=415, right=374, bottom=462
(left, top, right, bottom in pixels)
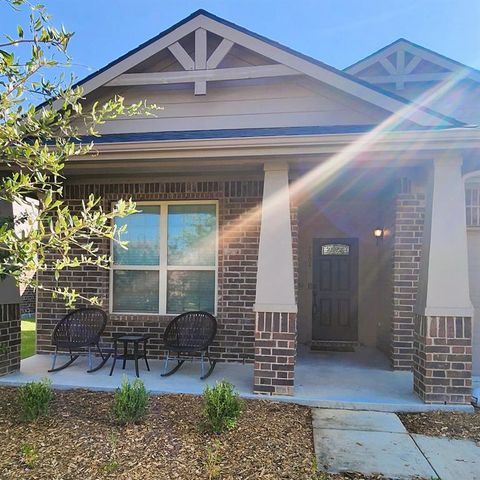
left=414, top=155, right=473, bottom=404
left=253, top=162, right=297, bottom=396
left=254, top=162, right=296, bottom=313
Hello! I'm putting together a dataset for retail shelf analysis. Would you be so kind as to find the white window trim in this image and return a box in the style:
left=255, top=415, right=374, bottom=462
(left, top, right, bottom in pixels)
left=109, top=200, right=219, bottom=316
left=466, top=182, right=480, bottom=230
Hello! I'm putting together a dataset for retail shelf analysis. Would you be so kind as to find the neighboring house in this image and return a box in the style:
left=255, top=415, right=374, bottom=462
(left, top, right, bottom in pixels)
left=15, top=10, right=480, bottom=404
left=19, top=284, right=35, bottom=318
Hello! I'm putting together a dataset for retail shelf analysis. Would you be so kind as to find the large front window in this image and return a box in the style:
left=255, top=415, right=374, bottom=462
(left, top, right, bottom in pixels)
left=111, top=201, right=217, bottom=314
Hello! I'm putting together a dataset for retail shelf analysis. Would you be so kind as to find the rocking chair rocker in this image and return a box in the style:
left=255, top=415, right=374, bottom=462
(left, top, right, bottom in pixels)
left=161, top=311, right=217, bottom=380
left=48, top=307, right=111, bottom=373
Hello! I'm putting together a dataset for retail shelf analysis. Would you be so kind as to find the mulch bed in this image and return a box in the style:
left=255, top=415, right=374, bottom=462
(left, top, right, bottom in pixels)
left=399, top=408, right=480, bottom=444
left=0, top=386, right=391, bottom=480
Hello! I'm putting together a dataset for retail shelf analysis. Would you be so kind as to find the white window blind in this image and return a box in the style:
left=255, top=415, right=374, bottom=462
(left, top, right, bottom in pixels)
left=111, top=201, right=217, bottom=315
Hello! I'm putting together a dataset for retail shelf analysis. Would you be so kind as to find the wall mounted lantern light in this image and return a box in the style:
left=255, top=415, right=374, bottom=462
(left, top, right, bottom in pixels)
left=373, top=227, right=384, bottom=246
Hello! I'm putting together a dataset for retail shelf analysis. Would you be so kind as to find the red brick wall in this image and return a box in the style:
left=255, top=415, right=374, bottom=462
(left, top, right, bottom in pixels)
left=0, top=304, right=20, bottom=376
left=36, top=179, right=265, bottom=363
left=413, top=314, right=472, bottom=404
left=254, top=311, right=296, bottom=395
left=391, top=192, right=425, bottom=370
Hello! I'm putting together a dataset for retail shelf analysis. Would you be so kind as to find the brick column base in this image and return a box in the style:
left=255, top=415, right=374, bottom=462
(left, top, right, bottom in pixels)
left=413, top=314, right=472, bottom=404
left=0, top=304, right=21, bottom=376
left=253, top=312, right=296, bottom=396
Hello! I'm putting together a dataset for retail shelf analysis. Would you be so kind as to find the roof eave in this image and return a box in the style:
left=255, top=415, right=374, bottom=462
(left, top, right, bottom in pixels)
left=78, top=127, right=480, bottom=157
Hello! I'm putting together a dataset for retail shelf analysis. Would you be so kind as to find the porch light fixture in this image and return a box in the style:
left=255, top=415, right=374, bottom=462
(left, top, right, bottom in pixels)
left=373, top=227, right=384, bottom=245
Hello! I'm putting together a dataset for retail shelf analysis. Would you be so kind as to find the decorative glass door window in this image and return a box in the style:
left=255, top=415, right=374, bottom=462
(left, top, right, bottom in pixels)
left=321, top=243, right=350, bottom=256
left=111, top=202, right=217, bottom=314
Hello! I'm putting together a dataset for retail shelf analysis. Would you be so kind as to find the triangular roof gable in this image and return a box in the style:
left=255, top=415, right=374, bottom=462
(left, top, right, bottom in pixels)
left=345, top=38, right=480, bottom=86
left=48, top=10, right=464, bottom=128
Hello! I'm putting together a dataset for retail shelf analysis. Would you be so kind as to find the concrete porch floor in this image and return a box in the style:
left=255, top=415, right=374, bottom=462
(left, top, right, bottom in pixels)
left=0, top=347, right=474, bottom=412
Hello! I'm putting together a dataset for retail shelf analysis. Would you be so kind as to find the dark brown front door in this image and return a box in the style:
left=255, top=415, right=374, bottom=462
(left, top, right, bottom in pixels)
left=312, top=238, right=358, bottom=341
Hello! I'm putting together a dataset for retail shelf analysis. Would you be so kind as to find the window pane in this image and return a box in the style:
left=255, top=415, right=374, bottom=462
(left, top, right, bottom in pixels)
left=113, top=270, right=159, bottom=313
left=114, top=206, right=160, bottom=265
left=168, top=204, right=216, bottom=266
left=167, top=270, right=215, bottom=314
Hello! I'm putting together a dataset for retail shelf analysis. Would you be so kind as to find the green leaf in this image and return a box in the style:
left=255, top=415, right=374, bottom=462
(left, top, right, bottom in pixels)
left=0, top=50, right=14, bottom=66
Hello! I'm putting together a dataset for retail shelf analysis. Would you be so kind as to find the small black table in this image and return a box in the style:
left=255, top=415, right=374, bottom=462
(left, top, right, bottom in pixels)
left=109, top=334, right=152, bottom=377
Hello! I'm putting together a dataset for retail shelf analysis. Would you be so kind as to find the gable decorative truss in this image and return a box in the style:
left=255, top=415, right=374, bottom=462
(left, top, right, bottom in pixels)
left=46, top=11, right=463, bottom=127
left=345, top=38, right=480, bottom=91
left=106, top=28, right=300, bottom=95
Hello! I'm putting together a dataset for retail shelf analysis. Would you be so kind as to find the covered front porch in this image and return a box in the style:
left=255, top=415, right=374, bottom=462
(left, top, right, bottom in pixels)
left=0, top=348, right=473, bottom=412
left=254, top=144, right=475, bottom=404
left=1, top=131, right=478, bottom=407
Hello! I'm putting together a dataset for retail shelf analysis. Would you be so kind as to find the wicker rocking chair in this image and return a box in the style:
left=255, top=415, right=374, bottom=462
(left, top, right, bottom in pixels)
left=48, top=307, right=111, bottom=373
left=161, top=311, right=217, bottom=380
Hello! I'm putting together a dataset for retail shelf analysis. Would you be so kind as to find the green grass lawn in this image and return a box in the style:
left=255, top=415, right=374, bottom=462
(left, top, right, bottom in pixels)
left=21, top=318, right=36, bottom=359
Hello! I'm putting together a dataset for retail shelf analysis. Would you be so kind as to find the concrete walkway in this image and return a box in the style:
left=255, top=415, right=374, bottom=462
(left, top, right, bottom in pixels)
left=313, top=409, right=480, bottom=479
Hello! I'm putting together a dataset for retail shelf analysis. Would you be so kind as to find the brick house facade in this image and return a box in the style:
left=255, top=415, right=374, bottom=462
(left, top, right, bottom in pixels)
left=37, top=179, right=267, bottom=363
left=36, top=177, right=300, bottom=396
left=2, top=10, right=480, bottom=405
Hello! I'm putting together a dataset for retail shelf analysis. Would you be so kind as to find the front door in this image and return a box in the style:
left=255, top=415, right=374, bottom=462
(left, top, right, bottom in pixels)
left=312, top=238, right=358, bottom=341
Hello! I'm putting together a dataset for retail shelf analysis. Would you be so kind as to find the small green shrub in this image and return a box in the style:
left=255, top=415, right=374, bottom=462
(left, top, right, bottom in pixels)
left=202, top=380, right=242, bottom=433
left=112, top=376, right=148, bottom=424
left=204, top=439, right=222, bottom=479
left=103, top=431, right=120, bottom=473
left=20, top=443, right=38, bottom=469
left=18, top=378, right=53, bottom=422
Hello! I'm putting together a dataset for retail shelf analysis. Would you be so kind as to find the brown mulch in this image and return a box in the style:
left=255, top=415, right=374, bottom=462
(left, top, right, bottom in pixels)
left=0, top=387, right=391, bottom=480
left=399, top=408, right=480, bottom=444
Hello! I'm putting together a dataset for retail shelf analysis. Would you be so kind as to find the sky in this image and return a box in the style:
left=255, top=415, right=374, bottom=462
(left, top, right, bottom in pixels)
left=1, top=0, right=479, bottom=83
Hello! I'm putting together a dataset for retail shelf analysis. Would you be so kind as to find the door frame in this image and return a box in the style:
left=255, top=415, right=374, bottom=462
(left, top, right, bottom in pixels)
left=311, top=237, right=359, bottom=342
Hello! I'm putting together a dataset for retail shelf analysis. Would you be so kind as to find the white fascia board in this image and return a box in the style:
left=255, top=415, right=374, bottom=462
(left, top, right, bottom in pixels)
left=346, top=42, right=403, bottom=75
left=69, top=128, right=480, bottom=164
left=401, top=43, right=480, bottom=83
left=49, top=16, right=205, bottom=111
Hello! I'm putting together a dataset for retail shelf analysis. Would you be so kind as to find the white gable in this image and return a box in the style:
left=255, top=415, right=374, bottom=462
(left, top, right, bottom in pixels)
left=65, top=11, right=458, bottom=133
left=346, top=39, right=480, bottom=124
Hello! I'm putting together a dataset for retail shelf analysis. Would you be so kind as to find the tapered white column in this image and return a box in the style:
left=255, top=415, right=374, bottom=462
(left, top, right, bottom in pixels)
left=416, top=155, right=473, bottom=317
left=254, top=162, right=296, bottom=313
left=414, top=155, right=473, bottom=404
left=253, top=162, right=297, bottom=396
